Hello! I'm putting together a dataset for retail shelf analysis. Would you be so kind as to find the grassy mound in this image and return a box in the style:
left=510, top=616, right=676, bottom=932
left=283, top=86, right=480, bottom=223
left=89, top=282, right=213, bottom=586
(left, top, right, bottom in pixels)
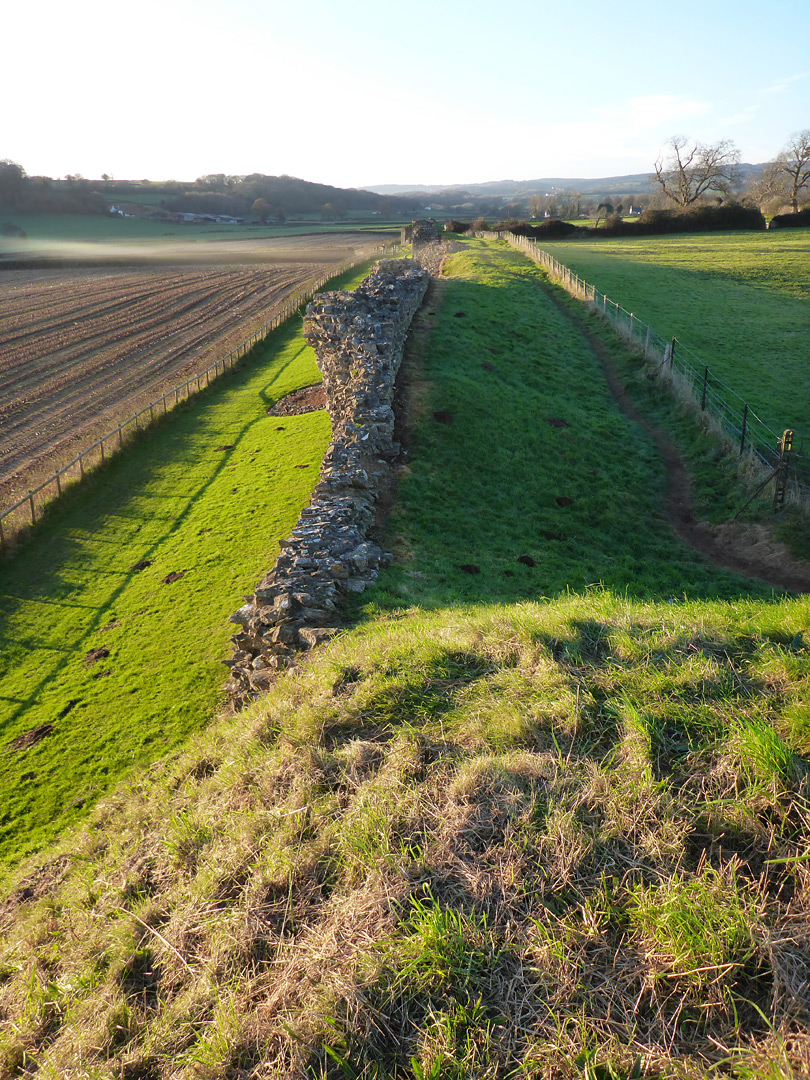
left=1, top=243, right=808, bottom=1078
left=1, top=598, right=809, bottom=1077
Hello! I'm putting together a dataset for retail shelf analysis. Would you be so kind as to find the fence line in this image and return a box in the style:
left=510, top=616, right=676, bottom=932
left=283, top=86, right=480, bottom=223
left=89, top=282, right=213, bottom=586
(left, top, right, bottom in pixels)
left=478, top=230, right=809, bottom=507
left=0, top=243, right=400, bottom=548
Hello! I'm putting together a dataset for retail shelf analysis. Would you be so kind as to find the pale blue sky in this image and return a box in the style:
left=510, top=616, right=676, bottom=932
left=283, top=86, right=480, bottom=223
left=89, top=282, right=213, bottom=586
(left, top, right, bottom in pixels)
left=4, top=0, right=809, bottom=186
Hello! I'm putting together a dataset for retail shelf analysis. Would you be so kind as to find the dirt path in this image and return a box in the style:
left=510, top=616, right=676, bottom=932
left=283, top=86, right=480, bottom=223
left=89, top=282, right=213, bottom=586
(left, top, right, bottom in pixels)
left=538, top=279, right=810, bottom=594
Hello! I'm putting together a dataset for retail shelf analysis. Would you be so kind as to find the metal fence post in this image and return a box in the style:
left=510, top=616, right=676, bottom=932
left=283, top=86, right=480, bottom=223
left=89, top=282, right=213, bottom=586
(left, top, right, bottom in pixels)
left=740, top=404, right=749, bottom=455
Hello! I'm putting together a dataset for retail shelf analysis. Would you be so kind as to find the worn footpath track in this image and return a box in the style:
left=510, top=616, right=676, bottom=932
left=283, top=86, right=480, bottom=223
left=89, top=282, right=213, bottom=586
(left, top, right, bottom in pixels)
left=535, top=274, right=810, bottom=594
left=0, top=263, right=327, bottom=507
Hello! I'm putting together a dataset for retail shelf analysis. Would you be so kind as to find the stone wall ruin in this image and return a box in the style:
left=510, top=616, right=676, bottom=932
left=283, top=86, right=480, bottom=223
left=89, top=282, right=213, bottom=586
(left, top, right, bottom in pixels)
left=400, top=218, right=439, bottom=246
left=225, top=259, right=430, bottom=706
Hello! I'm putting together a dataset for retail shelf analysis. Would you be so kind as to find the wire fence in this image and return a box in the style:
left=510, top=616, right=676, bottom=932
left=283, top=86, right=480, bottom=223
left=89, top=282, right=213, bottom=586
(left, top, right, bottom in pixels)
left=479, top=230, right=809, bottom=508
left=0, top=243, right=400, bottom=548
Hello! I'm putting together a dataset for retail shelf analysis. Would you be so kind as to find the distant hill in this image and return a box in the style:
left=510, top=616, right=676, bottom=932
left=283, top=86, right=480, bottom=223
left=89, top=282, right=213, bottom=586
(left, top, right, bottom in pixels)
left=367, top=165, right=765, bottom=200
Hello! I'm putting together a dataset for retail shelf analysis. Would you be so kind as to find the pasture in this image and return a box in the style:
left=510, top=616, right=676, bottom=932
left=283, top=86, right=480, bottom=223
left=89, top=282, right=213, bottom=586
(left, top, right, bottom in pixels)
left=542, top=229, right=810, bottom=436
left=376, top=244, right=774, bottom=607
left=0, top=242, right=808, bottom=1079
left=0, top=262, right=370, bottom=868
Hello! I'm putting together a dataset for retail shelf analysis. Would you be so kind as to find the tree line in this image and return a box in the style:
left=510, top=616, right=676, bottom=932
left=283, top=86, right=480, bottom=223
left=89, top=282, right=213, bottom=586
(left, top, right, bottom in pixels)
left=0, top=166, right=425, bottom=219
left=652, top=130, right=810, bottom=214
left=1, top=130, right=807, bottom=223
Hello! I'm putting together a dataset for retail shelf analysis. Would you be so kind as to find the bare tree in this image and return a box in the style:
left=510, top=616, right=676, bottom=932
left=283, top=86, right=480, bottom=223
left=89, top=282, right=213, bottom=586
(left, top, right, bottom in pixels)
left=652, top=135, right=741, bottom=205
left=747, top=160, right=786, bottom=212
left=594, top=200, right=613, bottom=228
left=775, top=129, right=810, bottom=213
left=557, top=189, right=583, bottom=219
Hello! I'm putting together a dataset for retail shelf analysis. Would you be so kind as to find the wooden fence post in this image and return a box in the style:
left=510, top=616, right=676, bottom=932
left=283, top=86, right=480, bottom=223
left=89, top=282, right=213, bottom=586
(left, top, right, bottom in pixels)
left=774, top=430, right=794, bottom=511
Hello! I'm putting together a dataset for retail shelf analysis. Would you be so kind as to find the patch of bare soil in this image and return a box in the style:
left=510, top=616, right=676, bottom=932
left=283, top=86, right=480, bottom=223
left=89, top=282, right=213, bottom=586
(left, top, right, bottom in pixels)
left=266, top=384, right=326, bottom=416
left=542, top=284, right=810, bottom=594
left=8, top=724, right=54, bottom=751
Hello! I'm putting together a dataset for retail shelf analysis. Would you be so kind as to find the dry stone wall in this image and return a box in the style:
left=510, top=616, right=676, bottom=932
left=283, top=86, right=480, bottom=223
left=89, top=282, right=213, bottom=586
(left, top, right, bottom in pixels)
left=225, top=259, right=430, bottom=706
left=412, top=239, right=466, bottom=275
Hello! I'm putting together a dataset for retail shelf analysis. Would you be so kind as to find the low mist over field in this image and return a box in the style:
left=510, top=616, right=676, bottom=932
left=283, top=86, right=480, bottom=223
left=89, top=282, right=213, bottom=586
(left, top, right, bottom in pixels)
left=0, top=230, right=385, bottom=267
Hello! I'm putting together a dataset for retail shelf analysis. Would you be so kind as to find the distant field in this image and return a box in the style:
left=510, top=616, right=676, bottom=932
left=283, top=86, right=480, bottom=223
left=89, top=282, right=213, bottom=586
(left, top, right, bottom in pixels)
left=0, top=213, right=399, bottom=259
left=0, top=263, right=324, bottom=509
left=542, top=229, right=810, bottom=436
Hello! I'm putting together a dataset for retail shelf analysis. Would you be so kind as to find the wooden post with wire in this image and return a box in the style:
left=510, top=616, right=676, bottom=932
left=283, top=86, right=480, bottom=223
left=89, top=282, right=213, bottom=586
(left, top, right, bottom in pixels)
left=773, top=429, right=794, bottom=512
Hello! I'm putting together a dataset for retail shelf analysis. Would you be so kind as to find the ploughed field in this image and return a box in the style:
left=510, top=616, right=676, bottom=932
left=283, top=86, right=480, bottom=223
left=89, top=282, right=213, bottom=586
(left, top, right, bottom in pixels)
left=0, top=233, right=380, bottom=509
left=0, top=263, right=325, bottom=508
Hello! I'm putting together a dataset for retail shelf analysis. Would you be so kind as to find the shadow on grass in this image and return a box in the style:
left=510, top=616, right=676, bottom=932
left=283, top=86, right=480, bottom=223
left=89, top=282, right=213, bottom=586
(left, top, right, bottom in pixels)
left=0, top=320, right=318, bottom=731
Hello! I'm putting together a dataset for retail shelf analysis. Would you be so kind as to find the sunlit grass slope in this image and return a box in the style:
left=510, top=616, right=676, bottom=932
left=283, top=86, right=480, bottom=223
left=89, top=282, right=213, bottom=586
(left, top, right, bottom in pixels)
left=0, top=264, right=370, bottom=868
left=0, top=244, right=808, bottom=1079
left=542, top=229, right=810, bottom=435
left=378, top=245, right=770, bottom=607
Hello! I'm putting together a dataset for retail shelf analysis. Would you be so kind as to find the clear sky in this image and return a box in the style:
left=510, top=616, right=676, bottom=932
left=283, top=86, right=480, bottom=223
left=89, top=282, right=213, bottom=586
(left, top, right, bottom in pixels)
left=4, top=0, right=809, bottom=188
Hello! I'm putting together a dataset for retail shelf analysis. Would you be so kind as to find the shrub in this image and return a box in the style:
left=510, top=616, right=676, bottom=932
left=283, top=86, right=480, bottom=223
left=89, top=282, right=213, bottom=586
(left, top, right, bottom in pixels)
left=471, top=217, right=490, bottom=232
left=444, top=220, right=471, bottom=234
left=506, top=219, right=581, bottom=239
left=635, top=202, right=765, bottom=234
left=601, top=211, right=626, bottom=235
left=769, top=207, right=810, bottom=229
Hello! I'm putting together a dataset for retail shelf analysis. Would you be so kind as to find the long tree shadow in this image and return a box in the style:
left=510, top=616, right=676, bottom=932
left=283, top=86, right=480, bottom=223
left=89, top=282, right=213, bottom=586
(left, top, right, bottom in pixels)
left=0, top=322, right=324, bottom=731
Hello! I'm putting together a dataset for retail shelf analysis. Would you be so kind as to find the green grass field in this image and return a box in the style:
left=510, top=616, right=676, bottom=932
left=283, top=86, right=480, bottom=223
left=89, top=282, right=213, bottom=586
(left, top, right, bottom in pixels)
left=540, top=229, right=810, bottom=436
left=0, top=263, right=370, bottom=868
left=0, top=243, right=809, bottom=1079
left=375, top=244, right=772, bottom=608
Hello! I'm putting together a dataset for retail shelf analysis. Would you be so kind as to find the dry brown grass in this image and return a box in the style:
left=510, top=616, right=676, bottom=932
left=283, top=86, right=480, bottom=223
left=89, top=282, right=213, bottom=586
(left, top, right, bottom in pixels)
left=0, top=596, right=808, bottom=1077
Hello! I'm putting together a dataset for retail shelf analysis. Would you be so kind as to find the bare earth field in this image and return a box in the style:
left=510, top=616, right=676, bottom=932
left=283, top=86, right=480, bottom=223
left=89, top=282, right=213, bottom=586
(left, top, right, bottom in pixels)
left=0, top=233, right=380, bottom=509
